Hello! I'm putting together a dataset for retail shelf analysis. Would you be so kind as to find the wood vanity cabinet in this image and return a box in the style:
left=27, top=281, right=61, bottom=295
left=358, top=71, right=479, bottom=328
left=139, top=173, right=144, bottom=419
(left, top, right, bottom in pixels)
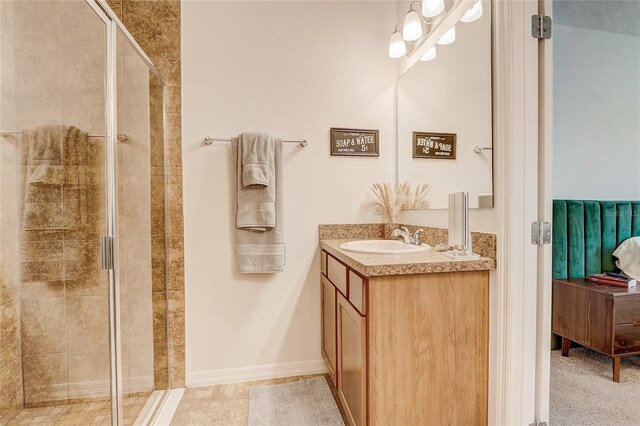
left=320, top=249, right=489, bottom=426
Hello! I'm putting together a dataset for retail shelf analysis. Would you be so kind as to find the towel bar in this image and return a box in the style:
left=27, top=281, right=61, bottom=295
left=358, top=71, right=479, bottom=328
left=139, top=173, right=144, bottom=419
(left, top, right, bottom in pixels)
left=0, top=130, right=128, bottom=142
left=204, top=137, right=308, bottom=147
left=473, top=146, right=492, bottom=153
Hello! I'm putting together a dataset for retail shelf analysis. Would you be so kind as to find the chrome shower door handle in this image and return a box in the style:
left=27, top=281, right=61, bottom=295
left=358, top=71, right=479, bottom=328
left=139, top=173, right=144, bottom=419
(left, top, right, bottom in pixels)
left=100, top=236, right=115, bottom=270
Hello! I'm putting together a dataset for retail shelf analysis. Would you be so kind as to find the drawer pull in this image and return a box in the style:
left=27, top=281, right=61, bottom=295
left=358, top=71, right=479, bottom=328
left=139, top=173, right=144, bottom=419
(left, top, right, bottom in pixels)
left=633, top=320, right=640, bottom=328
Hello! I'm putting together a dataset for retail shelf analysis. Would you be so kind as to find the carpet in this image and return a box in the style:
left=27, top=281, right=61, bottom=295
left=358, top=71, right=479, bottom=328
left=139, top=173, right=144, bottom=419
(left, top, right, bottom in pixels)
left=248, top=377, right=345, bottom=426
left=550, top=348, right=640, bottom=425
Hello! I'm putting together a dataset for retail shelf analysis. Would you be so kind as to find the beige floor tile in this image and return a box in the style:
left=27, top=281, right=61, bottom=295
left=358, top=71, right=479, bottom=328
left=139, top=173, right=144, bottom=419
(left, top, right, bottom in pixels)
left=9, top=393, right=151, bottom=426
left=169, top=375, right=345, bottom=426
left=203, top=398, right=248, bottom=425
left=169, top=408, right=207, bottom=426
left=182, top=386, right=214, bottom=400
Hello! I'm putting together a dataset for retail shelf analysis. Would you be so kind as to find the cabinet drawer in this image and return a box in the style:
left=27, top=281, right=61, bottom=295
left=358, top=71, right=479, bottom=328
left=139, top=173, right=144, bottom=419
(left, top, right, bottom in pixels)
left=321, top=251, right=327, bottom=276
left=614, top=323, right=640, bottom=354
left=349, top=271, right=366, bottom=315
left=327, top=255, right=348, bottom=296
left=615, top=296, right=640, bottom=324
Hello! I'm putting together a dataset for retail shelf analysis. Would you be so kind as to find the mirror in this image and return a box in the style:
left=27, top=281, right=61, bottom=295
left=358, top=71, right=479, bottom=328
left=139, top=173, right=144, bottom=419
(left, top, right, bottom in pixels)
left=397, top=0, right=493, bottom=209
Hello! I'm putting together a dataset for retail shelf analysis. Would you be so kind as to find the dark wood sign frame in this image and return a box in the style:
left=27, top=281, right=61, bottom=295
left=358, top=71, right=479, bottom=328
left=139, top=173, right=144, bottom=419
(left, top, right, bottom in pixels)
left=412, top=132, right=457, bottom=159
left=330, top=128, right=379, bottom=157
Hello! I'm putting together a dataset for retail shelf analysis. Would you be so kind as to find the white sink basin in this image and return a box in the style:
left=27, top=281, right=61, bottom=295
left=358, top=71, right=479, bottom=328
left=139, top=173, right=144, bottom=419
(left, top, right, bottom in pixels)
left=340, top=240, right=430, bottom=254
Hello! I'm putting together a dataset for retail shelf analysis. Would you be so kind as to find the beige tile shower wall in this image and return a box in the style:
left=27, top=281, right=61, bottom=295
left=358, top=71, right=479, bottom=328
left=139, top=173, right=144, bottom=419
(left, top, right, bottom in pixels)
left=0, top=1, right=24, bottom=421
left=0, top=85, right=24, bottom=421
left=106, top=0, right=185, bottom=388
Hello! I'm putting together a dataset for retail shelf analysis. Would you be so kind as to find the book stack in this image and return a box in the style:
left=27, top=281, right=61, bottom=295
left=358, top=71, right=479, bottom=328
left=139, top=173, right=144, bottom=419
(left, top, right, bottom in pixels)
left=588, top=272, right=637, bottom=288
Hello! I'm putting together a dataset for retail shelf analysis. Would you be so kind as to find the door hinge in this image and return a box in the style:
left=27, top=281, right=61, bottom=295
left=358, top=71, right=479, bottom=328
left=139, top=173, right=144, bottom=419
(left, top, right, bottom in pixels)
left=531, top=221, right=551, bottom=245
left=532, top=14, right=552, bottom=40
left=100, top=236, right=115, bottom=270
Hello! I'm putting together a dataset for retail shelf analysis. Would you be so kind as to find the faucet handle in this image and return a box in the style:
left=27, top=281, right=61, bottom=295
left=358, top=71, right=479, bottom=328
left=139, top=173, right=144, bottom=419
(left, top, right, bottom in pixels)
left=412, top=228, right=424, bottom=245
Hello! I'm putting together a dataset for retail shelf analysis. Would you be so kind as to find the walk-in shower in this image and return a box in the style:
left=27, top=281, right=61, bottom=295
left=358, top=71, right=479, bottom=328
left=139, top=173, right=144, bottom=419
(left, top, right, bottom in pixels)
left=0, top=1, right=170, bottom=424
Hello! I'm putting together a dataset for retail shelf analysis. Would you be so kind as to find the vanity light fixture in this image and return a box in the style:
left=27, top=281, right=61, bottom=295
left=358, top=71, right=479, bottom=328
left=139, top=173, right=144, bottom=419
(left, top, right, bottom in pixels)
left=436, top=25, right=456, bottom=45
left=420, top=45, right=437, bottom=61
left=389, top=24, right=407, bottom=58
left=422, top=0, right=445, bottom=18
left=460, top=0, right=483, bottom=23
left=403, top=2, right=424, bottom=41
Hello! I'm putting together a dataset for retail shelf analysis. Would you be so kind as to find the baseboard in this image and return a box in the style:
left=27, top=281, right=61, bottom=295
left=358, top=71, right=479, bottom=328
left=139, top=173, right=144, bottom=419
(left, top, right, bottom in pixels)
left=186, top=359, right=328, bottom=388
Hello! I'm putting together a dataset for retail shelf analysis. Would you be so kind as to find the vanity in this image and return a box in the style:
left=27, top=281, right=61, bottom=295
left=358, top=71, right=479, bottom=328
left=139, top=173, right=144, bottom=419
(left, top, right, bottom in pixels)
left=319, top=224, right=495, bottom=426
left=321, top=1, right=496, bottom=423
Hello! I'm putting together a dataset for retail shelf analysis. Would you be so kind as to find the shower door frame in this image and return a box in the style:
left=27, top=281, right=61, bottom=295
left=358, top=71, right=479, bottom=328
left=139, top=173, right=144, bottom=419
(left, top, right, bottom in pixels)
left=85, top=1, right=170, bottom=425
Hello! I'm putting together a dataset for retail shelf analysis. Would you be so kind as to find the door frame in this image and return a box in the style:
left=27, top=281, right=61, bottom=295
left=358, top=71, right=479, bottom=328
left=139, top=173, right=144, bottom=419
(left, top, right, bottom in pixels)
left=491, top=0, right=547, bottom=424
left=534, top=0, right=553, bottom=423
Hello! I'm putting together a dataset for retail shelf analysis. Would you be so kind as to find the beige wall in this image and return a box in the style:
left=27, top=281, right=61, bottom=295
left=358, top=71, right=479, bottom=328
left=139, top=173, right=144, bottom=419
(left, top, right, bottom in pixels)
left=182, top=1, right=397, bottom=380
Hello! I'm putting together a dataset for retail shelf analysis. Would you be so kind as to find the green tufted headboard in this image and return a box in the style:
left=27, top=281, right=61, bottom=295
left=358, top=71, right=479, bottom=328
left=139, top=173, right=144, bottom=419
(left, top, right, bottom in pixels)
left=553, top=200, right=640, bottom=279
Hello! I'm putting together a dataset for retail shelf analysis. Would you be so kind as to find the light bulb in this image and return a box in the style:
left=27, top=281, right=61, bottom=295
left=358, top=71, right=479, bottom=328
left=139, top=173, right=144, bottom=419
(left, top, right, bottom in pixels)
left=420, top=46, right=437, bottom=61
left=403, top=10, right=423, bottom=41
left=436, top=26, right=456, bottom=45
left=422, top=0, right=444, bottom=18
left=388, top=30, right=406, bottom=58
left=460, top=1, right=483, bottom=23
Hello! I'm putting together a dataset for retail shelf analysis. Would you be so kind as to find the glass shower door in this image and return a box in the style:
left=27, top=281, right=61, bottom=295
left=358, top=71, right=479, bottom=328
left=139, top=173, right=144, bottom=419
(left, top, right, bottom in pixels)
left=113, top=25, right=167, bottom=424
left=0, top=0, right=113, bottom=424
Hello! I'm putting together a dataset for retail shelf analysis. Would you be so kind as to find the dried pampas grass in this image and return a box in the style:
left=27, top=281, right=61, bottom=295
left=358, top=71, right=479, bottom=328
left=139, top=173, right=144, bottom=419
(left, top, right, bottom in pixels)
left=365, top=181, right=430, bottom=224
left=405, top=183, right=431, bottom=210
left=366, top=183, right=406, bottom=225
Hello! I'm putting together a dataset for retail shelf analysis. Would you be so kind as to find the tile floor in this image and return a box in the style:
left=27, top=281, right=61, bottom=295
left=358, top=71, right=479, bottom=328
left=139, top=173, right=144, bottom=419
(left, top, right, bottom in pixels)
left=3, top=376, right=346, bottom=425
left=170, top=374, right=348, bottom=426
left=3, top=393, right=151, bottom=425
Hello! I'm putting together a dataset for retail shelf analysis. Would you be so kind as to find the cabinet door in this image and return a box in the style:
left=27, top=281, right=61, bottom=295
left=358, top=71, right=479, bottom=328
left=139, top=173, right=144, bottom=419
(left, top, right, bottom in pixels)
left=337, top=293, right=367, bottom=426
left=321, top=275, right=337, bottom=386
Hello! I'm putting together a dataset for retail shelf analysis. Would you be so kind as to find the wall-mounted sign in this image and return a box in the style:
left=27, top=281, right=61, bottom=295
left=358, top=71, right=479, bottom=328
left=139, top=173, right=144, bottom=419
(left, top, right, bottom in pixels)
left=330, top=128, right=379, bottom=157
left=412, top=132, right=456, bottom=159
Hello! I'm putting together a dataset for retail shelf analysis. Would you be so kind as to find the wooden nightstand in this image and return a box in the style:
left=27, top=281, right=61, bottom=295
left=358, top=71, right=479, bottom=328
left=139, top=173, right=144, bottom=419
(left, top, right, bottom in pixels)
left=552, top=278, right=640, bottom=382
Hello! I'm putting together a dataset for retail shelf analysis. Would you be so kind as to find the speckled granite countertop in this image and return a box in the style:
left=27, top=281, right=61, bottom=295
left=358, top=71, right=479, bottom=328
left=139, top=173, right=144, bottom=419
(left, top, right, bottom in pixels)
left=320, top=239, right=496, bottom=277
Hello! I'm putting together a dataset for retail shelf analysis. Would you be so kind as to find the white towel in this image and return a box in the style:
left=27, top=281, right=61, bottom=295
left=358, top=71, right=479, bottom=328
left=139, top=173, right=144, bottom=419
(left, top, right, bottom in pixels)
left=241, top=132, right=272, bottom=188
left=21, top=125, right=66, bottom=185
left=233, top=137, right=285, bottom=273
left=236, top=135, right=276, bottom=232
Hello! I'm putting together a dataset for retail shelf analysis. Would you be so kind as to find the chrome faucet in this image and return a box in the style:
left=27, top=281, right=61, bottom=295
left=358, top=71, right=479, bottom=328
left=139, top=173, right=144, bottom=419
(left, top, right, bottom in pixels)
left=391, top=227, right=424, bottom=246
